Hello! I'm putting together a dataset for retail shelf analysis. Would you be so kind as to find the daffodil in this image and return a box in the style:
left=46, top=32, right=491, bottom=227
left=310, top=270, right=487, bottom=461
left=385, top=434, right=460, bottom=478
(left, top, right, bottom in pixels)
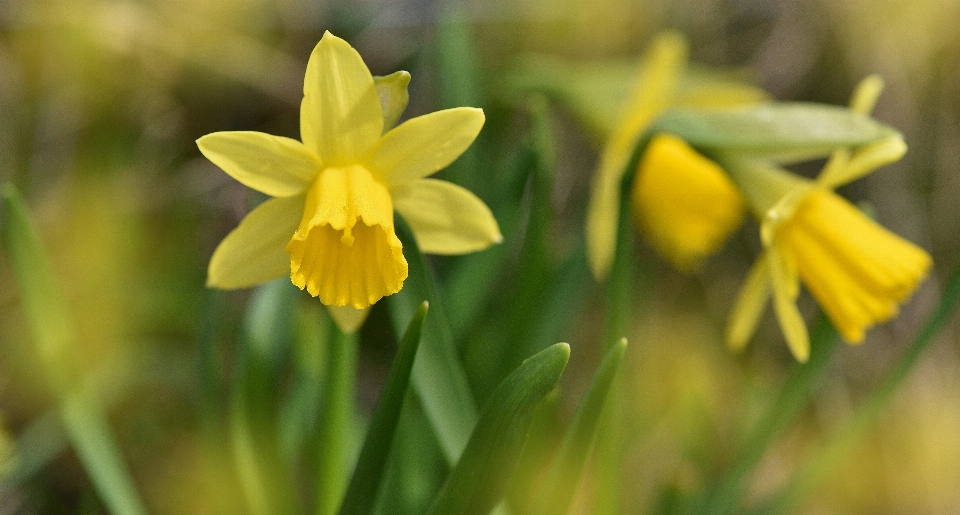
left=585, top=32, right=766, bottom=278
left=723, top=76, right=932, bottom=361
left=630, top=134, right=746, bottom=271
left=199, top=32, right=501, bottom=332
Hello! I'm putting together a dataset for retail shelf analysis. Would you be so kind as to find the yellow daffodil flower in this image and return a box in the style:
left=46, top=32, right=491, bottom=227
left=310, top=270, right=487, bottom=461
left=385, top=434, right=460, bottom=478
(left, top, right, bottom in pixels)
left=585, top=32, right=765, bottom=278
left=199, top=32, right=501, bottom=331
left=630, top=134, right=746, bottom=271
left=723, top=76, right=932, bottom=361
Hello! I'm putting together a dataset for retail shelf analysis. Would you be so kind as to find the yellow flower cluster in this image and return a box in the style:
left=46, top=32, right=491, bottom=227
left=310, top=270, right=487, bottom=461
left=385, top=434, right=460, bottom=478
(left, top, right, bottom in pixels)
left=594, top=68, right=931, bottom=361
left=201, top=32, right=931, bottom=358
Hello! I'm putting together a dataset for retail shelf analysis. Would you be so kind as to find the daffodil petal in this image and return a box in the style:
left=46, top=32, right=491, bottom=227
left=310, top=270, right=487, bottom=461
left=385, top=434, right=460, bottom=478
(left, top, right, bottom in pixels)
left=769, top=245, right=810, bottom=362
left=327, top=305, right=371, bottom=333
left=371, top=108, right=485, bottom=188
left=392, top=178, right=502, bottom=255
left=726, top=253, right=772, bottom=352
left=301, top=31, right=383, bottom=164
left=585, top=32, right=688, bottom=280
left=585, top=162, right=622, bottom=280
left=848, top=74, right=884, bottom=116
left=374, top=71, right=411, bottom=131
left=197, top=132, right=321, bottom=197
left=816, top=136, right=907, bottom=190
left=207, top=195, right=304, bottom=289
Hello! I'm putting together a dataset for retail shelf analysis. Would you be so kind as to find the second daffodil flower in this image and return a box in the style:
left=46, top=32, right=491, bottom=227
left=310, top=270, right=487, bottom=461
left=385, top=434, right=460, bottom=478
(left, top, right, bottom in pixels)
left=722, top=76, right=932, bottom=362
left=585, top=32, right=766, bottom=278
left=199, top=32, right=502, bottom=331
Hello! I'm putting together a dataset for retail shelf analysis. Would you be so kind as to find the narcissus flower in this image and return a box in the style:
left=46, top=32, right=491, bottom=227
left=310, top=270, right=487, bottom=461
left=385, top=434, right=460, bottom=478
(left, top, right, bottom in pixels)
left=585, top=32, right=765, bottom=278
left=199, top=32, right=501, bottom=331
left=630, top=134, right=746, bottom=271
left=723, top=76, right=931, bottom=361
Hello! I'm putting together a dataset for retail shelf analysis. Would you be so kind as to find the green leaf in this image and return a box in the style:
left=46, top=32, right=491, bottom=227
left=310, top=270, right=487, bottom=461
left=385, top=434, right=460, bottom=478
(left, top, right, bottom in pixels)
left=750, top=257, right=960, bottom=515
left=530, top=339, right=627, bottom=515
left=1, top=184, right=148, bottom=515
left=652, top=103, right=901, bottom=162
left=338, top=302, right=428, bottom=515
left=229, top=279, right=299, bottom=515
left=388, top=219, right=479, bottom=465
left=427, top=343, right=571, bottom=515
left=374, top=71, right=411, bottom=131
left=0, top=184, right=73, bottom=382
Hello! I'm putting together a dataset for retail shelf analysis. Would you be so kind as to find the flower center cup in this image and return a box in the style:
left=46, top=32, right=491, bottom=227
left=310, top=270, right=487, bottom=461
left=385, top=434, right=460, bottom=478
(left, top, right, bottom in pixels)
left=287, top=165, right=408, bottom=308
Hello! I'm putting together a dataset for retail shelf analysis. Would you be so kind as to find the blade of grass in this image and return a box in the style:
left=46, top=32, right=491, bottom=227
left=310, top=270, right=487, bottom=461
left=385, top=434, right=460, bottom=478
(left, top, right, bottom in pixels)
left=427, top=343, right=571, bottom=515
left=690, top=317, right=839, bottom=515
left=752, top=258, right=960, bottom=515
left=1, top=184, right=148, bottom=515
left=337, top=302, right=428, bottom=515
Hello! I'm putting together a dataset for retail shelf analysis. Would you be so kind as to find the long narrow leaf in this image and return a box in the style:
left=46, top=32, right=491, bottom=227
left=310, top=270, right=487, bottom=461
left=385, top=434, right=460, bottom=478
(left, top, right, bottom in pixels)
left=229, top=279, right=299, bottom=515
left=753, top=257, right=960, bottom=515
left=388, top=220, right=479, bottom=464
left=338, top=302, right=428, bottom=515
left=531, top=338, right=628, bottom=515
left=427, top=343, right=571, bottom=515
left=1, top=184, right=148, bottom=515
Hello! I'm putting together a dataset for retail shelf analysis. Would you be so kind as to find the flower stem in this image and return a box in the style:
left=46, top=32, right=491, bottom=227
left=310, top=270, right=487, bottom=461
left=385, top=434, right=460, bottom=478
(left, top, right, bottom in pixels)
left=751, top=258, right=960, bottom=515
left=315, top=326, right=358, bottom=515
left=694, top=317, right=839, bottom=515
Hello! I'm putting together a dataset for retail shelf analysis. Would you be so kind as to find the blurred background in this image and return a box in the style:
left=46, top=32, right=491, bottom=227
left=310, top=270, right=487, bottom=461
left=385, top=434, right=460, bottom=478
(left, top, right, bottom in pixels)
left=1, top=0, right=958, bottom=513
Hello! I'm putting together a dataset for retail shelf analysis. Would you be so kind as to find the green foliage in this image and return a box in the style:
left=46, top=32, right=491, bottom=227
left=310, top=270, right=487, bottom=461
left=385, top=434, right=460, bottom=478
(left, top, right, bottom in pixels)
left=428, top=343, right=571, bottom=515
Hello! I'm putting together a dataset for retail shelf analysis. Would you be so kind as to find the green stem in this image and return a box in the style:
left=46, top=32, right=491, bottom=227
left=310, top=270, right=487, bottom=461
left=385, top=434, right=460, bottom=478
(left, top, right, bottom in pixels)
left=696, top=318, right=839, bottom=515
left=754, top=258, right=960, bottom=515
left=593, top=183, right=636, bottom=515
left=315, top=326, right=358, bottom=515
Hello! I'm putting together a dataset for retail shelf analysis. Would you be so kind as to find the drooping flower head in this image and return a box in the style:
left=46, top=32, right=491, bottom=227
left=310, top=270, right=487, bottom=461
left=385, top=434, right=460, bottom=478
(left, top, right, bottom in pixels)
left=630, top=134, right=746, bottom=271
left=722, top=76, right=931, bottom=361
left=585, top=32, right=765, bottom=278
left=199, top=32, right=501, bottom=331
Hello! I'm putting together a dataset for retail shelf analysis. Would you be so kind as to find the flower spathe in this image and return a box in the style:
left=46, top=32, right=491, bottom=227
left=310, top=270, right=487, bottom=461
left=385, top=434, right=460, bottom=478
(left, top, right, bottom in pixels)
left=199, top=32, right=502, bottom=330
left=724, top=76, right=931, bottom=361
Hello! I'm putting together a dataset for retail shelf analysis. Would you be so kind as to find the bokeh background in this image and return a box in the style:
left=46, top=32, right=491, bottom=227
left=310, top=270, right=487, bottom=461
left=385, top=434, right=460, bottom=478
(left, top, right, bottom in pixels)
left=1, top=0, right=959, bottom=513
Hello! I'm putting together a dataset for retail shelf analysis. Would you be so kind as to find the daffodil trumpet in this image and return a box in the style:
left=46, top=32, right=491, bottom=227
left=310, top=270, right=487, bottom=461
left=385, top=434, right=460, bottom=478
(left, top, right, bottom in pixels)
left=199, top=32, right=502, bottom=332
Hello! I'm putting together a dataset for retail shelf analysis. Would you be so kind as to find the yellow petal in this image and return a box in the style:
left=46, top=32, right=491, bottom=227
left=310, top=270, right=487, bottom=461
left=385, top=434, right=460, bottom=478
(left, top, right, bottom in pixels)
left=816, top=136, right=907, bottom=190
left=300, top=32, right=383, bottom=165
left=370, top=108, right=485, bottom=188
left=630, top=134, right=745, bottom=271
left=392, top=178, right=502, bottom=255
left=726, top=253, right=772, bottom=352
left=778, top=189, right=931, bottom=343
left=769, top=245, right=810, bottom=362
left=374, top=71, right=411, bottom=131
left=585, top=31, right=688, bottom=279
left=327, top=305, right=371, bottom=334
left=287, top=165, right=408, bottom=308
left=848, top=74, right=885, bottom=116
left=197, top=132, right=321, bottom=197
left=207, top=195, right=304, bottom=289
